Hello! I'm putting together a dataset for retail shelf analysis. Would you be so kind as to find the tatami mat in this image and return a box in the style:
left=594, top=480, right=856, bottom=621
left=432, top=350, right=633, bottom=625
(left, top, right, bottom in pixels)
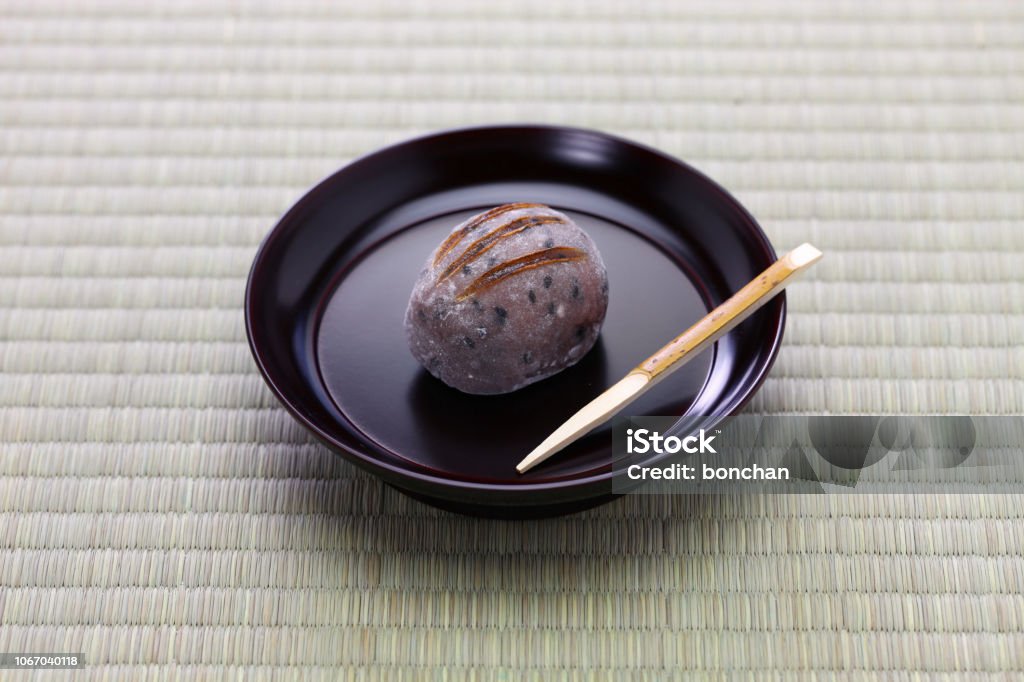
left=1, top=1, right=1022, bottom=679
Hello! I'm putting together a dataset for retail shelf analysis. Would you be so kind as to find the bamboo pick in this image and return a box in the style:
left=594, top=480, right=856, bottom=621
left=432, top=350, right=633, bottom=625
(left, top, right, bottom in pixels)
left=516, top=243, right=823, bottom=474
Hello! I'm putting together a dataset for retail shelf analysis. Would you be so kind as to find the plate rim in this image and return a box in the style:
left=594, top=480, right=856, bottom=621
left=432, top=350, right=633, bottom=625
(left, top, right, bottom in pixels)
left=244, top=123, right=786, bottom=496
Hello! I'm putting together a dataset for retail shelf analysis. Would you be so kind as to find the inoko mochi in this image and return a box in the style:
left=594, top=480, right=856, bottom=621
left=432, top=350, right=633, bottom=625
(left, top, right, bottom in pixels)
left=405, top=203, right=609, bottom=394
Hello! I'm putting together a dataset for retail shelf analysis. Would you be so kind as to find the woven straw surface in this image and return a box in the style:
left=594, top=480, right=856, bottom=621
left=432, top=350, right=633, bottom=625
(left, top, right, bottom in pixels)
left=1, top=1, right=1023, bottom=679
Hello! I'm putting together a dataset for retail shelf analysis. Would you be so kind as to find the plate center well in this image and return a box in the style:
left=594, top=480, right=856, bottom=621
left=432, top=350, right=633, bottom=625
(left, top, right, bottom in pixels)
left=315, top=208, right=713, bottom=484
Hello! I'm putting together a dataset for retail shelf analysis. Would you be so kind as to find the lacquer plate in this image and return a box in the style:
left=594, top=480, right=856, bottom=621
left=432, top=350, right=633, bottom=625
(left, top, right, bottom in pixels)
left=245, top=125, right=785, bottom=517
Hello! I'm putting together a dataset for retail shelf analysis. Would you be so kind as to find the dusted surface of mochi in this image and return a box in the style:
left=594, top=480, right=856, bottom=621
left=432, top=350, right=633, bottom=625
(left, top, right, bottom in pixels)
left=404, top=203, right=610, bottom=395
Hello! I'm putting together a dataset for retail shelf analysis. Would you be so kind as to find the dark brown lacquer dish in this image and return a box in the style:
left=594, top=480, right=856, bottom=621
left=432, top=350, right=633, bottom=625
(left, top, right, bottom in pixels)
left=245, top=125, right=785, bottom=518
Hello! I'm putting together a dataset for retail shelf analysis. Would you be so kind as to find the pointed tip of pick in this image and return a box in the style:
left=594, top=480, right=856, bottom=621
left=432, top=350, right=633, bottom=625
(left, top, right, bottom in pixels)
left=516, top=453, right=540, bottom=474
left=518, top=442, right=557, bottom=474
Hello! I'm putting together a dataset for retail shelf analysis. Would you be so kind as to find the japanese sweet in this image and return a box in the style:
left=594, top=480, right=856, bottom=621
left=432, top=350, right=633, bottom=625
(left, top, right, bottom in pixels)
left=405, top=203, right=609, bottom=395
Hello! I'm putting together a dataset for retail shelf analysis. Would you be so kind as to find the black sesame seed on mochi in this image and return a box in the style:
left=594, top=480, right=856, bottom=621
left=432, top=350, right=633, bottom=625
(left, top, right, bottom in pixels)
left=404, top=203, right=609, bottom=394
